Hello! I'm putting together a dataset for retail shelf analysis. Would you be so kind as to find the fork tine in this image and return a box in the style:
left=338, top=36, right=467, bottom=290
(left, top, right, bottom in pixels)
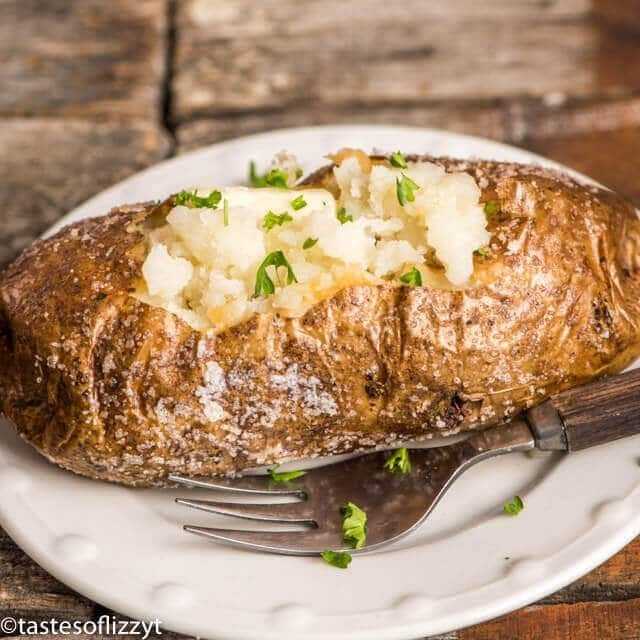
left=183, top=525, right=342, bottom=555
left=168, top=474, right=305, bottom=496
left=175, top=497, right=315, bottom=523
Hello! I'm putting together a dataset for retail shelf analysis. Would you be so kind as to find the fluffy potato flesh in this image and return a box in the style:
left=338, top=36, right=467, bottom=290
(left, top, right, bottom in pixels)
left=140, top=156, right=490, bottom=332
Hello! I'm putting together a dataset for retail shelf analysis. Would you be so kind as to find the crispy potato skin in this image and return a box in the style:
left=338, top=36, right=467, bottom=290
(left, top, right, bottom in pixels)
left=1, top=158, right=640, bottom=486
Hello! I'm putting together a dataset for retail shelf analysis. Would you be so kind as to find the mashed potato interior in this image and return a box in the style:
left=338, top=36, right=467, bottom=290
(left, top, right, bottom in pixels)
left=139, top=152, right=490, bottom=331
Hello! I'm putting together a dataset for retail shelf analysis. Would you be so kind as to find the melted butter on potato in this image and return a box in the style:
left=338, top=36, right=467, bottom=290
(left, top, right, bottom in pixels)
left=139, top=152, right=490, bottom=332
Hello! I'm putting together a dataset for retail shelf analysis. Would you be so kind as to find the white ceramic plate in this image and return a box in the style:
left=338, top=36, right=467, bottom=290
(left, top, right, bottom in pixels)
left=1, top=126, right=639, bottom=640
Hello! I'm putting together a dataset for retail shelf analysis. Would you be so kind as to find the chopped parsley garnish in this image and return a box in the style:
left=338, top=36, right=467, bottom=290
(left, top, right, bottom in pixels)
left=390, top=151, right=408, bottom=168
left=484, top=200, right=499, bottom=215
left=399, top=267, right=422, bottom=286
left=263, top=169, right=289, bottom=188
left=254, top=250, right=297, bottom=297
left=249, top=161, right=289, bottom=189
left=268, top=464, right=306, bottom=484
left=503, top=495, right=524, bottom=516
left=341, top=502, right=367, bottom=549
left=249, top=160, right=263, bottom=186
left=263, top=210, right=293, bottom=230
left=475, top=247, right=488, bottom=257
left=336, top=207, right=353, bottom=224
left=295, top=167, right=303, bottom=179
left=175, top=189, right=222, bottom=209
left=290, top=195, right=307, bottom=210
left=384, top=448, right=411, bottom=475
left=321, top=550, right=352, bottom=569
left=396, top=174, right=420, bottom=206
left=223, top=198, right=229, bottom=227
left=303, top=237, right=318, bottom=250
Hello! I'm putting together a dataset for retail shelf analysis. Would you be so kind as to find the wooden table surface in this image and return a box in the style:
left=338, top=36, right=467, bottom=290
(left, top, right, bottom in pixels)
left=1, top=1, right=640, bottom=638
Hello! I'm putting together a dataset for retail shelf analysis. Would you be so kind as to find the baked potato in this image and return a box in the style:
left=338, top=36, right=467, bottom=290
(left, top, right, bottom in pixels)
left=1, top=151, right=639, bottom=486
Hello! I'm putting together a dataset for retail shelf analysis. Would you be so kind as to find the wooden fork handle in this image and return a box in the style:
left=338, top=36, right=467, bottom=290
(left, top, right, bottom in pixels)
left=526, top=368, right=640, bottom=452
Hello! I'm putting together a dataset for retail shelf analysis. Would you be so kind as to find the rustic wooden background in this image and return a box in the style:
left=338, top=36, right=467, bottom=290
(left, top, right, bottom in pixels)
left=1, top=0, right=640, bottom=638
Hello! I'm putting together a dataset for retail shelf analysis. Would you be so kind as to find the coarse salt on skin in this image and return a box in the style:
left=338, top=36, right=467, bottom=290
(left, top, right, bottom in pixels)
left=195, top=361, right=228, bottom=422
left=270, top=364, right=338, bottom=417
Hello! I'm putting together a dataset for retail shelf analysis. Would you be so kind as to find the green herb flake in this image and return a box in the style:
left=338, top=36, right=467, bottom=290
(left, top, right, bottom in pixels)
left=399, top=267, right=422, bottom=286
left=321, top=550, right=352, bottom=569
left=263, top=210, right=293, bottom=230
left=249, top=161, right=290, bottom=189
left=396, top=174, right=420, bottom=206
left=175, top=189, right=222, bottom=209
left=265, top=170, right=289, bottom=188
left=483, top=200, right=499, bottom=215
left=384, top=448, right=412, bottom=475
left=341, top=502, right=367, bottom=549
left=249, top=160, right=264, bottom=186
left=475, top=247, right=488, bottom=257
left=303, top=237, right=319, bottom=250
left=290, top=194, right=307, bottom=211
left=254, top=250, right=298, bottom=297
left=336, top=207, right=353, bottom=224
left=503, top=495, right=524, bottom=516
left=223, top=198, right=229, bottom=227
left=268, top=464, right=306, bottom=484
left=295, top=167, right=303, bottom=179
left=390, top=151, right=408, bottom=169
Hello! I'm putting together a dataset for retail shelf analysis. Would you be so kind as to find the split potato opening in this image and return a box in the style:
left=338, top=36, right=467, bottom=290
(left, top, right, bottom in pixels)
left=138, top=151, right=491, bottom=332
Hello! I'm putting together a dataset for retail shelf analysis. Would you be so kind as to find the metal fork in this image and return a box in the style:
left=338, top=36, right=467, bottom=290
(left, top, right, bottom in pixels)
left=171, top=368, right=640, bottom=555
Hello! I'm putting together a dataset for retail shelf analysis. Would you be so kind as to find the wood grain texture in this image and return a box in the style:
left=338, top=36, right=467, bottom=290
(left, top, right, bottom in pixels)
left=173, top=0, right=640, bottom=120
left=176, top=102, right=512, bottom=150
left=0, top=528, right=93, bottom=620
left=593, top=0, right=640, bottom=30
left=543, top=536, right=640, bottom=603
left=527, top=125, right=640, bottom=206
left=514, top=97, right=640, bottom=141
left=0, top=118, right=171, bottom=267
left=0, top=0, right=167, bottom=118
left=458, top=598, right=640, bottom=640
left=175, top=96, right=640, bottom=150
left=551, top=369, right=640, bottom=451
left=515, top=97, right=640, bottom=205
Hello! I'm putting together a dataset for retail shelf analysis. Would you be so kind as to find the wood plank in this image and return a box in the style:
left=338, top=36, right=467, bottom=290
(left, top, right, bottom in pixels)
left=173, top=0, right=640, bottom=120
left=545, top=536, right=640, bottom=603
left=175, top=102, right=511, bottom=151
left=515, top=97, right=640, bottom=141
left=458, top=598, right=640, bottom=640
left=593, top=0, right=640, bottom=30
left=518, top=97, right=640, bottom=205
left=0, top=118, right=171, bottom=267
left=0, top=598, right=92, bottom=622
left=0, top=527, right=93, bottom=618
left=526, top=126, right=640, bottom=206
left=175, top=96, right=640, bottom=151
left=0, top=0, right=167, bottom=118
